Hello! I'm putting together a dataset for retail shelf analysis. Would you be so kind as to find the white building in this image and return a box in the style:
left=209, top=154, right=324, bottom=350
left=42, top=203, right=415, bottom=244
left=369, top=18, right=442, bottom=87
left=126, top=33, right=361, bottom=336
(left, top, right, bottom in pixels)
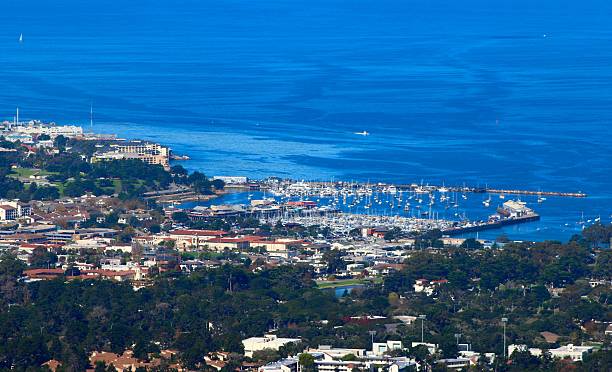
left=308, top=345, right=367, bottom=359
left=242, top=335, right=301, bottom=358
left=258, top=358, right=298, bottom=372
left=213, top=176, right=248, bottom=184
left=12, top=123, right=84, bottom=138
left=0, top=200, right=31, bottom=221
left=371, top=341, right=403, bottom=356
left=393, top=315, right=417, bottom=325
left=502, top=200, right=532, bottom=217
left=312, top=356, right=416, bottom=372
left=508, top=344, right=594, bottom=362
left=3, top=133, right=33, bottom=143
left=436, top=358, right=471, bottom=370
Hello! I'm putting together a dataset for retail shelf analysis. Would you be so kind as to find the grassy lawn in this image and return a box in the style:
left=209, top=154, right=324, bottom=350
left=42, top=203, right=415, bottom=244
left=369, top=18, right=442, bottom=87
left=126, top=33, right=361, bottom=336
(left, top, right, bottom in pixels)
left=315, top=277, right=382, bottom=289
left=10, top=167, right=56, bottom=178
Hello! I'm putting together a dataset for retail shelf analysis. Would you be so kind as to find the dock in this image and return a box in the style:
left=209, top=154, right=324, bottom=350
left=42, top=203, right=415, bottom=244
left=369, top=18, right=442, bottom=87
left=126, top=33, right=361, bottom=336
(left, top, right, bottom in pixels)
left=442, top=213, right=541, bottom=236
left=259, top=179, right=587, bottom=199
left=484, top=189, right=586, bottom=198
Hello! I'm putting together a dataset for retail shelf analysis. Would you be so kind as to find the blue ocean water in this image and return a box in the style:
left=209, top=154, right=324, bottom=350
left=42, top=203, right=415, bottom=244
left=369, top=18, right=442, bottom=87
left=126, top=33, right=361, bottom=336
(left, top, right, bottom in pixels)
left=0, top=0, right=611, bottom=241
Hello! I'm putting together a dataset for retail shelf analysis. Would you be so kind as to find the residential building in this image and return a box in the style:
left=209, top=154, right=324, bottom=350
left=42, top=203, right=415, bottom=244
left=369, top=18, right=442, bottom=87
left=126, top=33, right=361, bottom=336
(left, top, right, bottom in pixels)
left=0, top=200, right=31, bottom=221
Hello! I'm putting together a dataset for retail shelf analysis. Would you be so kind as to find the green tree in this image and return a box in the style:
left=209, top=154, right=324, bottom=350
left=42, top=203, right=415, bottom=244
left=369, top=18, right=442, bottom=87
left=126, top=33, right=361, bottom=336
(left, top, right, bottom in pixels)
left=29, top=247, right=58, bottom=268
left=460, top=238, right=483, bottom=249
left=299, top=353, right=315, bottom=372
left=252, top=349, right=281, bottom=363
left=172, top=211, right=191, bottom=225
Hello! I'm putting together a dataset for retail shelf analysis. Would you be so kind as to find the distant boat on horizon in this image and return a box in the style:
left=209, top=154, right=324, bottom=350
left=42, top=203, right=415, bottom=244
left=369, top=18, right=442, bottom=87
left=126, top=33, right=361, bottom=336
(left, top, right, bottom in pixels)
left=19, top=33, right=23, bottom=43
left=354, top=131, right=370, bottom=136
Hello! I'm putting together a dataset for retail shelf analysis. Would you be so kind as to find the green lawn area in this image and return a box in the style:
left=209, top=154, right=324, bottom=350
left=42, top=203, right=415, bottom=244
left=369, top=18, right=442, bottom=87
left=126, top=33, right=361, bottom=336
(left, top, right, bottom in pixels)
left=10, top=167, right=56, bottom=178
left=315, top=277, right=383, bottom=289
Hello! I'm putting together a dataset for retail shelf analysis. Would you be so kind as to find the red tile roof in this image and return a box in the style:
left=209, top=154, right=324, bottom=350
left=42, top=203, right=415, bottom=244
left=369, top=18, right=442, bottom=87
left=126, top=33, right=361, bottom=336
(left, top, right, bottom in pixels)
left=170, top=229, right=227, bottom=236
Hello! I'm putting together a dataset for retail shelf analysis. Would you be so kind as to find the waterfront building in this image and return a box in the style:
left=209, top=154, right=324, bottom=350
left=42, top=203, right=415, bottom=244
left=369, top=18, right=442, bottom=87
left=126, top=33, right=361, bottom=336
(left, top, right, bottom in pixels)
left=213, top=176, right=248, bottom=184
left=11, top=123, right=84, bottom=138
left=92, top=140, right=170, bottom=169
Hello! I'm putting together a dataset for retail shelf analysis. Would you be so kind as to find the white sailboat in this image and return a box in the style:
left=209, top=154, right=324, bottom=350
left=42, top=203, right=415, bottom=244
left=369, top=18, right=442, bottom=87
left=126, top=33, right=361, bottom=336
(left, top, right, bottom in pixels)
left=19, top=33, right=23, bottom=43
left=482, top=195, right=491, bottom=207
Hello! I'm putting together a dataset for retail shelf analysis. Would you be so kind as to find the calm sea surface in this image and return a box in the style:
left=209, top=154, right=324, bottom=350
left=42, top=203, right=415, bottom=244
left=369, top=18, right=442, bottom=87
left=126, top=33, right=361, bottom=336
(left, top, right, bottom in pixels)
left=1, top=0, right=611, bottom=241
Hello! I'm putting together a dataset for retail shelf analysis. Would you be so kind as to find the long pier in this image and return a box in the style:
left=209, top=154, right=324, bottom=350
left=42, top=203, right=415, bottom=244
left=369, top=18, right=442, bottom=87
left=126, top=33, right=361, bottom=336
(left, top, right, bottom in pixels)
left=261, top=180, right=587, bottom=199
left=484, top=189, right=586, bottom=198
left=442, top=213, right=541, bottom=236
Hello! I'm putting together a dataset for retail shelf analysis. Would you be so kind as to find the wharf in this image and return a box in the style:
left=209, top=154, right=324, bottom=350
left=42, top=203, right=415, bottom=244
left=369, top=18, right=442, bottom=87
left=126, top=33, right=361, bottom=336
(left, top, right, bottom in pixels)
left=267, top=180, right=587, bottom=199
left=484, top=189, right=586, bottom=198
left=442, top=213, right=541, bottom=236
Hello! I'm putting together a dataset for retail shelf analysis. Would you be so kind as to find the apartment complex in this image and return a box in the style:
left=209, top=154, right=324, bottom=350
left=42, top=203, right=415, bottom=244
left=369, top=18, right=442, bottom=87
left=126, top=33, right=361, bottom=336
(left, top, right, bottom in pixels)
left=0, top=200, right=32, bottom=221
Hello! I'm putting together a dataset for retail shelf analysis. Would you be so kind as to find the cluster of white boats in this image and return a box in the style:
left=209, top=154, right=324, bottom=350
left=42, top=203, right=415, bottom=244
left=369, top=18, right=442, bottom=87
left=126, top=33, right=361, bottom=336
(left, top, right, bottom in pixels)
left=265, top=181, right=483, bottom=219
left=261, top=211, right=459, bottom=236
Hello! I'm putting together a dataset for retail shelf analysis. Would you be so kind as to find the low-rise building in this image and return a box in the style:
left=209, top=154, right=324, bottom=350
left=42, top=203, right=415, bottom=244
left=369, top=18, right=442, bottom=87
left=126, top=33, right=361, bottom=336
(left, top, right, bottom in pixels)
left=258, top=358, right=298, bottom=372
left=169, top=229, right=228, bottom=249
left=508, top=344, right=595, bottom=362
left=436, top=358, right=471, bottom=370
left=242, top=335, right=301, bottom=358
left=371, top=341, right=403, bottom=356
left=308, top=345, right=367, bottom=359
left=205, top=238, right=251, bottom=252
